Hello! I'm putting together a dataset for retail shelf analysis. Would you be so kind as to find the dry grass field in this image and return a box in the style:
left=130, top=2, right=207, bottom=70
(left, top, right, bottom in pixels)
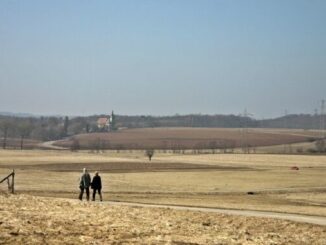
left=1, top=194, right=326, bottom=244
left=53, top=127, right=317, bottom=150
left=0, top=149, right=325, bottom=217
left=1, top=149, right=326, bottom=243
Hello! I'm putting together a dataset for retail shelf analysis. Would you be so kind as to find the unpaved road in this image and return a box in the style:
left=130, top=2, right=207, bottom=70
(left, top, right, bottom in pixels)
left=107, top=201, right=326, bottom=226
left=38, top=141, right=68, bottom=150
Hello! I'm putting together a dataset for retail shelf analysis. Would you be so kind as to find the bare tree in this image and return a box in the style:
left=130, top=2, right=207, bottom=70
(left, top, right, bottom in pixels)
left=0, top=120, right=11, bottom=149
left=18, top=122, right=33, bottom=150
left=94, top=138, right=101, bottom=153
left=315, top=139, right=326, bottom=153
left=145, top=149, right=154, bottom=161
left=63, top=116, right=69, bottom=137
left=88, top=138, right=108, bottom=153
left=208, top=140, right=217, bottom=154
left=221, top=140, right=236, bottom=153
left=70, top=138, right=80, bottom=152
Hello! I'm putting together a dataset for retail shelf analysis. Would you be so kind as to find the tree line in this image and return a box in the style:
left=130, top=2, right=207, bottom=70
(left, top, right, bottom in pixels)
left=114, top=114, right=325, bottom=129
left=1, top=113, right=325, bottom=150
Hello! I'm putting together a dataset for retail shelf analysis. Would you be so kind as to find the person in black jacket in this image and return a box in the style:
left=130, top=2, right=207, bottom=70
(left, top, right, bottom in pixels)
left=91, top=171, right=102, bottom=201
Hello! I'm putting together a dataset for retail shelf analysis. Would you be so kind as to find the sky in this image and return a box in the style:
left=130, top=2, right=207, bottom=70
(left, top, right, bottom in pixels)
left=0, top=0, right=325, bottom=119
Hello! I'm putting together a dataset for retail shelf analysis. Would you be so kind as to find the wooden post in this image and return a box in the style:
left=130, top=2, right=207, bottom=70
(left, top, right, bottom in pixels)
left=0, top=169, right=15, bottom=194
left=11, top=169, right=15, bottom=194
left=7, top=178, right=10, bottom=191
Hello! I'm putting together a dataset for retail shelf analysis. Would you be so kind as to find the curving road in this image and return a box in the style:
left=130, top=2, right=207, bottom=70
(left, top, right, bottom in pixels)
left=38, top=141, right=68, bottom=150
left=106, top=201, right=326, bottom=226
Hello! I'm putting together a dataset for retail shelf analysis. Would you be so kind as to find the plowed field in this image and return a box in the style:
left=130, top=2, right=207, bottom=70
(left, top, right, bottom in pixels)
left=54, top=127, right=316, bottom=149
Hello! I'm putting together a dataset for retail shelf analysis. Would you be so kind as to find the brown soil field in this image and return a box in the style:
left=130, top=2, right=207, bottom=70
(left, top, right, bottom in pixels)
left=1, top=194, right=325, bottom=244
left=54, top=127, right=316, bottom=150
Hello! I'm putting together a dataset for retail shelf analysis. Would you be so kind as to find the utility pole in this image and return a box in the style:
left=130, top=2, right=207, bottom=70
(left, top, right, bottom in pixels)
left=243, top=108, right=248, bottom=132
left=283, top=110, right=288, bottom=129
left=241, top=109, right=253, bottom=153
left=321, top=100, right=325, bottom=138
left=314, top=108, right=318, bottom=130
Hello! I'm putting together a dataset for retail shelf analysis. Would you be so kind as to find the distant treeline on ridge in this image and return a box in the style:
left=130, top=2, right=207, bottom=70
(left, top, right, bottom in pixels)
left=0, top=113, right=324, bottom=142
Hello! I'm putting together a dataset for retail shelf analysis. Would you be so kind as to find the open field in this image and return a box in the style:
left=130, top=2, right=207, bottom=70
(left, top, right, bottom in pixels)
left=1, top=149, right=326, bottom=243
left=1, top=194, right=325, bottom=244
left=0, top=150, right=326, bottom=217
left=53, top=127, right=318, bottom=150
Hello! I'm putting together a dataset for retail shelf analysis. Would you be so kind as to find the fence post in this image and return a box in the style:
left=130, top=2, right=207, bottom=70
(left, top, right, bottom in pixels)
left=0, top=169, right=15, bottom=194
left=7, top=178, right=10, bottom=191
left=11, top=169, right=15, bottom=194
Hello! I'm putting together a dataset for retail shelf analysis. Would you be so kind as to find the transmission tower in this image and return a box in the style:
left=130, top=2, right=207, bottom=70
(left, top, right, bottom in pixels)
left=321, top=100, right=325, bottom=138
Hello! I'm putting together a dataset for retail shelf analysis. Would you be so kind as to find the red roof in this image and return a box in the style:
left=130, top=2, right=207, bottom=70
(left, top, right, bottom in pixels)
left=97, top=117, right=108, bottom=125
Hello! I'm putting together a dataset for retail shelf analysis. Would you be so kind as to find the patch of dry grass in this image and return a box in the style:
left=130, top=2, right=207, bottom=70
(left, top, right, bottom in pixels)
left=0, top=150, right=144, bottom=166
left=157, top=153, right=326, bottom=168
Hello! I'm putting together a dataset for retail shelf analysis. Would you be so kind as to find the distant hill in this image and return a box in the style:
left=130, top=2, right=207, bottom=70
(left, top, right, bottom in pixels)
left=0, top=113, right=324, bottom=143
left=261, top=114, right=322, bottom=130
left=54, top=128, right=314, bottom=150
left=114, top=114, right=323, bottom=130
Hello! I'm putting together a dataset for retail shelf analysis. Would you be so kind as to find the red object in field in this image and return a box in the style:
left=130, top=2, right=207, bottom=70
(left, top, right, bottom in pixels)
left=291, top=166, right=299, bottom=170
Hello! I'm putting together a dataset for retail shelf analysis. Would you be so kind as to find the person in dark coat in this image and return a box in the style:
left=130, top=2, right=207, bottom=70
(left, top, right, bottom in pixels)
left=91, top=171, right=102, bottom=201
left=79, top=168, right=91, bottom=201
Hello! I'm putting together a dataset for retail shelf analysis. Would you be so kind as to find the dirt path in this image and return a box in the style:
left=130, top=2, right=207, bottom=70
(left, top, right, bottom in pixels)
left=106, top=201, right=326, bottom=226
left=38, top=141, right=68, bottom=150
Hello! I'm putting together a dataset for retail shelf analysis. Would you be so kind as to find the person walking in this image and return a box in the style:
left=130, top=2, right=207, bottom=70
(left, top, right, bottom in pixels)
left=79, top=168, right=91, bottom=201
left=91, top=171, right=103, bottom=201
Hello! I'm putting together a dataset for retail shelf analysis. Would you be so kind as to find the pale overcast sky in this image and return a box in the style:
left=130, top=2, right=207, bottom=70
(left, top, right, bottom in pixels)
left=0, top=0, right=325, bottom=118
